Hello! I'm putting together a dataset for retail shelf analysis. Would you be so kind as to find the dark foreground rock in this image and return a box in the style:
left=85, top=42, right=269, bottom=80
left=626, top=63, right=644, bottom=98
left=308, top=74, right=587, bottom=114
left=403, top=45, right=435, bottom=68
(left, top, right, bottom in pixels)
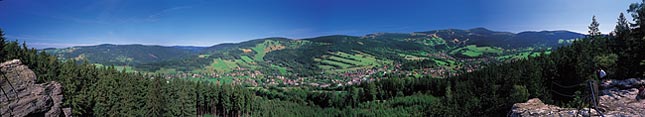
left=0, top=59, right=69, bottom=117
left=511, top=78, right=645, bottom=117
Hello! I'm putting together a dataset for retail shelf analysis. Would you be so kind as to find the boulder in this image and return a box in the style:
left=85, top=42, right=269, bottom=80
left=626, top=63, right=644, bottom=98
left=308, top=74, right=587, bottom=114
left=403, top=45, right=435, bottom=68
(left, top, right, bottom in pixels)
left=0, top=59, right=67, bottom=117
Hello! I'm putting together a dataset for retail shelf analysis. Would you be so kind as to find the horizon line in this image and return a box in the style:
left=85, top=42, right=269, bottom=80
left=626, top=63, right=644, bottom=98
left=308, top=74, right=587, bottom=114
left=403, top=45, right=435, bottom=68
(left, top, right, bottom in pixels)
left=18, top=27, right=589, bottom=49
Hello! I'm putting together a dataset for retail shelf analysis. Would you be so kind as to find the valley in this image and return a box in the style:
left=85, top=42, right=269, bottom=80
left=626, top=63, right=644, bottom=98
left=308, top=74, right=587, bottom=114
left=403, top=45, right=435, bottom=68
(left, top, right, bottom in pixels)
left=44, top=28, right=583, bottom=88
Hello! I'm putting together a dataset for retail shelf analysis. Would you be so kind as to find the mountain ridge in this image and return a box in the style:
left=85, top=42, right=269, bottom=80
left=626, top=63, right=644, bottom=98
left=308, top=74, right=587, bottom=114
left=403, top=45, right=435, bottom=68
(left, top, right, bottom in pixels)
left=40, top=28, right=583, bottom=49
left=42, top=28, right=585, bottom=85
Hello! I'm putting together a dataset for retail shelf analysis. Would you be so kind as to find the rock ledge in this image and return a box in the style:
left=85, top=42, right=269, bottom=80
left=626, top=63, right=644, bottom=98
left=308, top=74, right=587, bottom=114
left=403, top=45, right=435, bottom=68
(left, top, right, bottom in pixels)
left=0, top=59, right=68, bottom=117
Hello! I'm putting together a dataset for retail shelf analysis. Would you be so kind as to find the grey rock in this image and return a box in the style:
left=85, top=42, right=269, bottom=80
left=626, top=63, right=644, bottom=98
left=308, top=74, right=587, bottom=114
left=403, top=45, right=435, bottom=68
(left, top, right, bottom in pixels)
left=510, top=98, right=597, bottom=117
left=0, top=59, right=67, bottom=117
left=600, top=78, right=645, bottom=90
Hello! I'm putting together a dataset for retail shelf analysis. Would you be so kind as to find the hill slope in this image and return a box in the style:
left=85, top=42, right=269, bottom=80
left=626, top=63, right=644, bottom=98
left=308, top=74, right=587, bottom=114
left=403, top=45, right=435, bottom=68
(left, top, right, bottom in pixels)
left=43, top=28, right=584, bottom=85
left=43, top=44, right=204, bottom=65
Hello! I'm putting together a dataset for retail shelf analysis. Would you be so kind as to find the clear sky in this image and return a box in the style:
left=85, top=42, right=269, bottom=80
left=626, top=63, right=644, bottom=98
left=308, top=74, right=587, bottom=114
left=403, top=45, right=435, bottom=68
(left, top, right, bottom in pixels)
left=0, top=0, right=640, bottom=48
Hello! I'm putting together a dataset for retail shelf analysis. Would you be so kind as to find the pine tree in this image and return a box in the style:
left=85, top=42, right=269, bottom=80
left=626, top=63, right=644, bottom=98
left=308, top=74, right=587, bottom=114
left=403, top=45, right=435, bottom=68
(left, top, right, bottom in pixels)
left=589, top=15, right=602, bottom=37
left=144, top=77, right=163, bottom=116
left=195, top=82, right=207, bottom=115
left=615, top=13, right=631, bottom=37
left=163, top=79, right=181, bottom=117
left=628, top=0, right=645, bottom=33
left=244, top=89, right=254, bottom=116
left=196, top=82, right=214, bottom=116
left=35, top=51, right=52, bottom=83
left=58, top=60, right=85, bottom=115
left=209, top=83, right=220, bottom=115
left=366, top=83, right=378, bottom=101
left=348, top=87, right=361, bottom=107
left=613, top=12, right=632, bottom=62
left=133, top=75, right=148, bottom=116
left=92, top=68, right=113, bottom=116
left=221, top=84, right=232, bottom=116
left=178, top=80, right=196, bottom=116
left=117, top=74, right=139, bottom=116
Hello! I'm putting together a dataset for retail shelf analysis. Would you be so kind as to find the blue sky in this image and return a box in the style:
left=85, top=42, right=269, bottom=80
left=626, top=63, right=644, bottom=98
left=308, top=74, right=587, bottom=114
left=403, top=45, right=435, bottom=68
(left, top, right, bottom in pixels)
left=0, top=0, right=640, bottom=48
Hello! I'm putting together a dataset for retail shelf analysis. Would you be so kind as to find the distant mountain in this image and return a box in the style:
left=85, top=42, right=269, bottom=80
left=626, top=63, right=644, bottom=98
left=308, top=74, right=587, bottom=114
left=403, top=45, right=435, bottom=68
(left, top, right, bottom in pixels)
left=43, top=28, right=585, bottom=79
left=413, top=28, right=584, bottom=48
left=170, top=46, right=208, bottom=52
left=43, top=44, right=199, bottom=65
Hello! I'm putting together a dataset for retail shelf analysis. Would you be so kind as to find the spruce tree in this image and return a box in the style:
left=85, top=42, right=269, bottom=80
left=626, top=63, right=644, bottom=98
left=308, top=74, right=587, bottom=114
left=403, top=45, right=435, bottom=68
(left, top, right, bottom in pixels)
left=210, top=83, right=220, bottom=115
left=92, top=70, right=113, bottom=116
left=615, top=13, right=631, bottom=37
left=144, top=77, right=162, bottom=116
left=589, top=15, right=602, bottom=37
left=133, top=75, right=147, bottom=116
left=163, top=79, right=181, bottom=117
left=367, top=83, right=378, bottom=101
left=628, top=0, right=645, bottom=33
left=221, top=84, right=232, bottom=116
left=613, top=12, right=632, bottom=61
left=178, top=80, right=196, bottom=116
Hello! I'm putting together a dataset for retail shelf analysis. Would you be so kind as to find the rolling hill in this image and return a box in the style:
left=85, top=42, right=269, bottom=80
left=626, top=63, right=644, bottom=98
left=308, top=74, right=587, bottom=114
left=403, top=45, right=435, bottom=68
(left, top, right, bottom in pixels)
left=43, top=28, right=584, bottom=85
left=43, top=44, right=205, bottom=65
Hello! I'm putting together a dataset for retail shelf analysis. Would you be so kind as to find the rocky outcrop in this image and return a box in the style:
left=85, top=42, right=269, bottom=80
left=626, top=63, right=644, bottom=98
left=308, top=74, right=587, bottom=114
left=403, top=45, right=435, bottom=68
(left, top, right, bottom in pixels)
left=510, top=98, right=599, bottom=117
left=0, top=59, right=67, bottom=117
left=597, top=78, right=645, bottom=116
left=600, top=78, right=645, bottom=90
left=511, top=78, right=645, bottom=117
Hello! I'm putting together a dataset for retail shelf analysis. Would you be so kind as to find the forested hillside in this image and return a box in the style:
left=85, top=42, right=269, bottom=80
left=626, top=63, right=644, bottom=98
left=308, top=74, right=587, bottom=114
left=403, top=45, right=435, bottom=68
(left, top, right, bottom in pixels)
left=43, top=44, right=203, bottom=65
left=2, top=1, right=645, bottom=116
left=45, top=28, right=583, bottom=88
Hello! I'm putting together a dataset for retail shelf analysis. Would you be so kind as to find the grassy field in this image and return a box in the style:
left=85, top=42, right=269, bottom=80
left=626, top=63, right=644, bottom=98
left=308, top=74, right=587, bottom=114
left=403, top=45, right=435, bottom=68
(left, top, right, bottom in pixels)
left=318, top=58, right=352, bottom=68
left=315, top=51, right=391, bottom=73
left=497, top=50, right=552, bottom=60
left=251, top=42, right=267, bottom=62
left=250, top=40, right=284, bottom=62
left=240, top=56, right=254, bottom=63
left=115, top=66, right=135, bottom=73
left=198, top=40, right=289, bottom=74
left=421, top=37, right=447, bottom=46
left=318, top=65, right=336, bottom=70
left=431, top=58, right=458, bottom=69
left=338, top=51, right=380, bottom=66
left=432, top=59, right=449, bottom=66
left=450, top=45, right=503, bottom=58
left=93, top=64, right=136, bottom=73
left=209, top=58, right=239, bottom=73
